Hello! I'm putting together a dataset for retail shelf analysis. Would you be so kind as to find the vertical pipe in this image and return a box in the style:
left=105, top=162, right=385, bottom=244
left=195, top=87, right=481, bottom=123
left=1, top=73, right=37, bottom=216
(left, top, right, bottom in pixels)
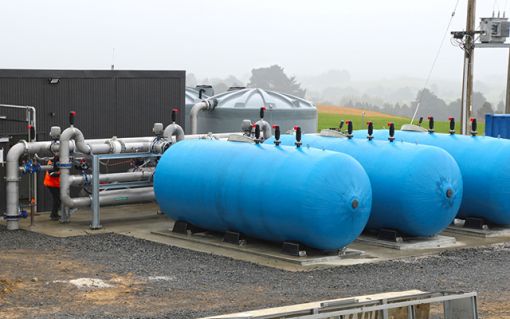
left=27, top=108, right=33, bottom=226
left=5, top=143, right=26, bottom=230
left=30, top=107, right=38, bottom=215
left=91, top=155, right=101, bottom=229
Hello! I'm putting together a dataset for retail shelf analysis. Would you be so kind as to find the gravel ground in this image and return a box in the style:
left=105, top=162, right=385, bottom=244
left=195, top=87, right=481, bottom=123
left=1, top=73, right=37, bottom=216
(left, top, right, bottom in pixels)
left=1, top=225, right=509, bottom=318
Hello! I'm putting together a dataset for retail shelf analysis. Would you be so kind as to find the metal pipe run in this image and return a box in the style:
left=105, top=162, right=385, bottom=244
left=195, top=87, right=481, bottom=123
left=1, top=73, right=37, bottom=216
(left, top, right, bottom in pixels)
left=59, top=126, right=158, bottom=209
left=190, top=99, right=218, bottom=134
left=62, top=187, right=155, bottom=208
left=69, top=171, right=152, bottom=186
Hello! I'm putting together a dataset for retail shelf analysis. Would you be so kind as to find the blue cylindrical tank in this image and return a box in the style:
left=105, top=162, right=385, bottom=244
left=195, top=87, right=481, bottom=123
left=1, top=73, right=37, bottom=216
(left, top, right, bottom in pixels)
left=154, top=139, right=372, bottom=251
left=265, top=134, right=463, bottom=237
left=352, top=129, right=510, bottom=225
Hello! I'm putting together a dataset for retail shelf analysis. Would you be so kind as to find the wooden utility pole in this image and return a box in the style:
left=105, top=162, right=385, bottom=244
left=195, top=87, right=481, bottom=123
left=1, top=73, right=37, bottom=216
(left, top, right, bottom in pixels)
left=460, top=0, right=476, bottom=134
left=506, top=49, right=510, bottom=113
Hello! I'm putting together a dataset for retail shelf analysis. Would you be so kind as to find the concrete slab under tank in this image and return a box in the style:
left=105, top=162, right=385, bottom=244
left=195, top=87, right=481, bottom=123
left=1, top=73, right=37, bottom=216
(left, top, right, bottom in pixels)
left=444, top=218, right=510, bottom=238
left=5, top=203, right=510, bottom=271
left=356, top=234, right=459, bottom=250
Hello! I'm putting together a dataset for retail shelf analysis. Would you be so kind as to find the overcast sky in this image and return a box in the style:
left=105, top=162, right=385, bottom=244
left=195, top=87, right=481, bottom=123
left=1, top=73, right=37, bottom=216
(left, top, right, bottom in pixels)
left=1, top=0, right=509, bottom=83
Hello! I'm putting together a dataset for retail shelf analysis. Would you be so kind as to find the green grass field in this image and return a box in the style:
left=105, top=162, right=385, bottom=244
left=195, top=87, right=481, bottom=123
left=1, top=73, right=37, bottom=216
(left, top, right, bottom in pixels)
left=318, top=112, right=485, bottom=135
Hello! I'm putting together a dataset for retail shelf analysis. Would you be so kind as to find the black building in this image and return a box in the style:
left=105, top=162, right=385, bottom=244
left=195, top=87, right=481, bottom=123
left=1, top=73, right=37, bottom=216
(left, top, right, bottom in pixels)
left=0, top=69, right=185, bottom=212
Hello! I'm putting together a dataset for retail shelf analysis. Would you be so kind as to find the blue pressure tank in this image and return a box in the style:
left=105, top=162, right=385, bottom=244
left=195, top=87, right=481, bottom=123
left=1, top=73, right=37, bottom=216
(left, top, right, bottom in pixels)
left=154, top=139, right=372, bottom=251
left=265, top=134, right=463, bottom=237
left=352, top=128, right=510, bottom=225
left=485, top=114, right=510, bottom=139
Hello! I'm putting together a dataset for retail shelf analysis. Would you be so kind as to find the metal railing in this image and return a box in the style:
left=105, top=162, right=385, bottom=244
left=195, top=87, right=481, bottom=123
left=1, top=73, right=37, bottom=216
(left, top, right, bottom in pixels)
left=201, top=291, right=478, bottom=319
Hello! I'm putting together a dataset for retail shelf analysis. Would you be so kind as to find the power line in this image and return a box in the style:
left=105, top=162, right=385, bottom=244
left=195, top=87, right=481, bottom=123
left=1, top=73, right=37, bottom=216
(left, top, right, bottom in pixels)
left=410, top=0, right=461, bottom=124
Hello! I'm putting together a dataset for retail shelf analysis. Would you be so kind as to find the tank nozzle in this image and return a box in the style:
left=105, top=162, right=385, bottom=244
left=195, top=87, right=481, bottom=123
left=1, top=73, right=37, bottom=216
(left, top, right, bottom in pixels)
left=294, top=126, right=302, bottom=148
left=272, top=125, right=281, bottom=146
left=418, top=117, right=423, bottom=127
left=388, top=122, right=395, bottom=142
left=171, top=108, right=179, bottom=123
left=345, top=120, right=353, bottom=139
left=427, top=116, right=434, bottom=133
left=260, top=106, right=266, bottom=119
left=448, top=117, right=455, bottom=135
left=470, top=118, right=478, bottom=136
left=69, top=111, right=76, bottom=126
left=254, top=124, right=261, bottom=144
left=367, top=121, right=374, bottom=140
left=338, top=120, right=344, bottom=131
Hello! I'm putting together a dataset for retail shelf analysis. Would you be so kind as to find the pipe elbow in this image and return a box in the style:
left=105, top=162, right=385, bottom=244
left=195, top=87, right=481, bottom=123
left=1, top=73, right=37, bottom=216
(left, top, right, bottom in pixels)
left=163, top=123, right=185, bottom=143
left=190, top=99, right=219, bottom=134
left=6, top=142, right=27, bottom=162
left=60, top=192, right=75, bottom=208
left=61, top=127, right=91, bottom=154
left=190, top=101, right=208, bottom=117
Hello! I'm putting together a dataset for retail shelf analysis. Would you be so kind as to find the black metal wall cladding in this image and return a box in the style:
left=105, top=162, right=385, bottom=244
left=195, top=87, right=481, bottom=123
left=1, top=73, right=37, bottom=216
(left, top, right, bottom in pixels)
left=0, top=69, right=185, bottom=212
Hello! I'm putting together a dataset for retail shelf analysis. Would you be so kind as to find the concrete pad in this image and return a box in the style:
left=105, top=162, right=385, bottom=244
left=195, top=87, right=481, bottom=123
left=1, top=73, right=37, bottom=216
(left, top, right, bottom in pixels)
left=151, top=229, right=365, bottom=267
left=445, top=219, right=510, bottom=238
left=356, top=234, right=458, bottom=250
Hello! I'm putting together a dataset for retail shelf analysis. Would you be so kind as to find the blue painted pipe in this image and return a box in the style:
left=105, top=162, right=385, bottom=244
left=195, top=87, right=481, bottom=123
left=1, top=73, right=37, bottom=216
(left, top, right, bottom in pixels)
left=352, top=129, right=510, bottom=225
left=154, top=139, right=372, bottom=250
left=265, top=134, right=463, bottom=237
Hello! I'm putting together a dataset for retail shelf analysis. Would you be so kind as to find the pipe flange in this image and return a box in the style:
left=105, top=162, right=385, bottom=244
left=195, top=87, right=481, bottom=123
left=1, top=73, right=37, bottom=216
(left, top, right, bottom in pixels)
left=20, top=140, right=29, bottom=154
left=57, top=162, right=73, bottom=169
left=3, top=212, right=28, bottom=220
left=50, top=140, right=60, bottom=155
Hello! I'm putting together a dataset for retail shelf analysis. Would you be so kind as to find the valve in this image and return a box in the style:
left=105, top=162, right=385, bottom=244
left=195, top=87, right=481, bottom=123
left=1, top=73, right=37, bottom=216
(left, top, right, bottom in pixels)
left=345, top=120, right=353, bottom=139
left=388, top=122, right=395, bottom=142
left=418, top=117, right=424, bottom=127
left=339, top=120, right=345, bottom=131
left=19, top=210, right=28, bottom=219
left=69, top=111, right=76, bottom=126
left=22, top=160, right=41, bottom=174
left=152, top=123, right=164, bottom=138
left=448, top=117, right=455, bottom=135
left=470, top=118, right=478, bottom=136
left=272, top=125, right=281, bottom=146
left=367, top=121, right=374, bottom=140
left=241, top=119, right=252, bottom=135
left=49, top=126, right=61, bottom=141
left=260, top=106, right=266, bottom=119
left=74, top=158, right=89, bottom=171
left=254, top=124, right=261, bottom=144
left=171, top=108, right=179, bottom=123
left=427, top=116, right=434, bottom=133
left=294, top=126, right=302, bottom=148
